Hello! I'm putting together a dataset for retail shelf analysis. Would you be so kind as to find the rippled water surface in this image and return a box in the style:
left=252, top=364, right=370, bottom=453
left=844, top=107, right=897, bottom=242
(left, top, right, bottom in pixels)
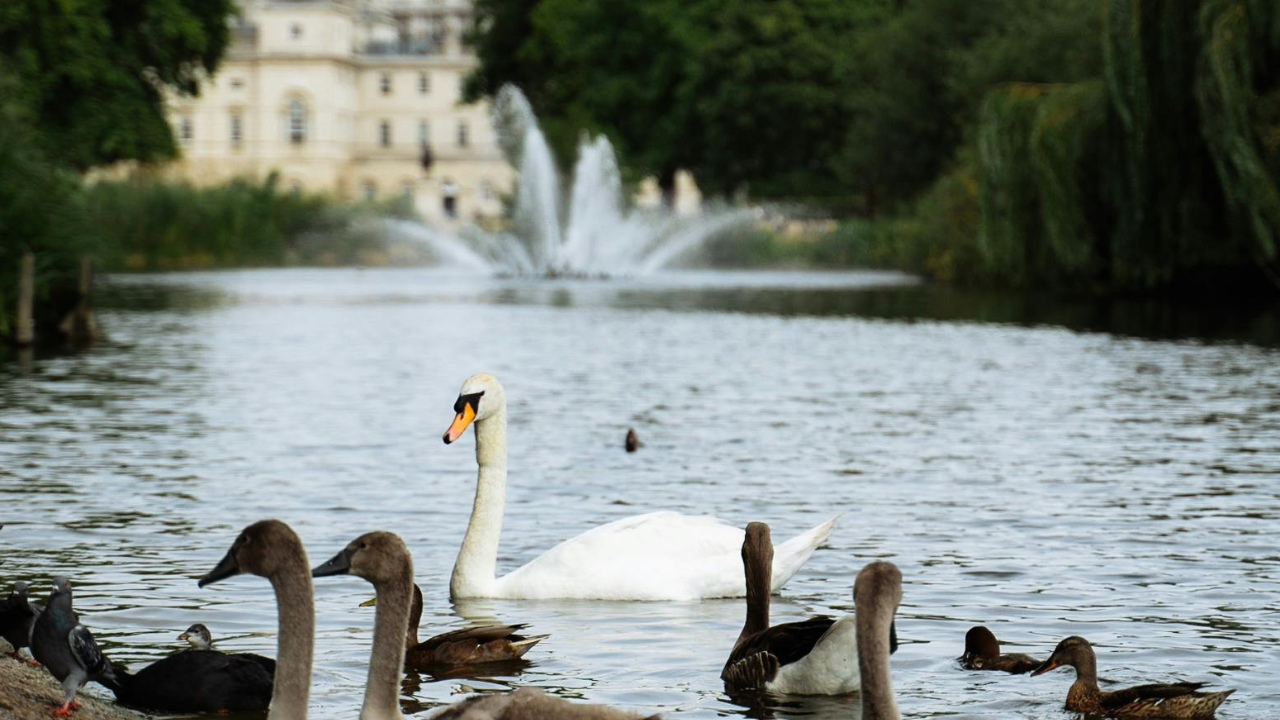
left=2, top=268, right=1279, bottom=719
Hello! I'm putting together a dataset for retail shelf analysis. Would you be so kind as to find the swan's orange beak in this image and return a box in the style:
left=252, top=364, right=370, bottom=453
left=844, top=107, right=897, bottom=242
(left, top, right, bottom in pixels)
left=443, top=403, right=476, bottom=444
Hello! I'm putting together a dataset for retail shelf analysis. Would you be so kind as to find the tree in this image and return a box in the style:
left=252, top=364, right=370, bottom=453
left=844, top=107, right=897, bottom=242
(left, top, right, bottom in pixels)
left=0, top=0, right=235, bottom=170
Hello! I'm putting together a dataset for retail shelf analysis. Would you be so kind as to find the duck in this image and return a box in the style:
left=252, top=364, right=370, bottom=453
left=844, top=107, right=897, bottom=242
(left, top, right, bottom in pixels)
left=722, top=522, right=879, bottom=695
left=959, top=625, right=1040, bottom=674
left=441, top=372, right=838, bottom=600
left=199, top=519, right=315, bottom=720
left=178, top=621, right=277, bottom=673
left=313, top=530, right=656, bottom=720
left=624, top=428, right=642, bottom=453
left=360, top=583, right=546, bottom=669
left=102, top=642, right=274, bottom=713
left=855, top=561, right=902, bottom=720
left=29, top=577, right=119, bottom=716
left=1, top=580, right=42, bottom=664
left=1031, top=636, right=1234, bottom=719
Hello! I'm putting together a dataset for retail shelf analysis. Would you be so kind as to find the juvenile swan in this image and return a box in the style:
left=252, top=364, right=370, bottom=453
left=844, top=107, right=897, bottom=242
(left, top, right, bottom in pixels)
left=855, top=561, right=902, bottom=720
left=314, top=530, right=659, bottom=720
left=199, top=519, right=315, bottom=720
left=722, top=522, right=870, bottom=695
left=442, top=372, right=838, bottom=600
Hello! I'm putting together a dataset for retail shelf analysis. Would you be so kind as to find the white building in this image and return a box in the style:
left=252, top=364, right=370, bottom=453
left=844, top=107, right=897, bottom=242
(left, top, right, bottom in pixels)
left=165, top=0, right=511, bottom=224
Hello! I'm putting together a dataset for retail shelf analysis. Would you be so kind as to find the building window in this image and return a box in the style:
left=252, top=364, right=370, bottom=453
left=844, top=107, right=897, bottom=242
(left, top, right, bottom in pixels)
left=230, top=78, right=244, bottom=89
left=418, top=72, right=429, bottom=94
left=178, top=115, right=193, bottom=144
left=417, top=120, right=429, bottom=147
left=230, top=111, right=243, bottom=148
left=288, top=98, right=307, bottom=144
left=379, top=120, right=391, bottom=147
left=380, top=73, right=391, bottom=95
left=456, top=120, right=468, bottom=148
left=361, top=181, right=376, bottom=202
left=290, top=23, right=303, bottom=40
left=441, top=179, right=458, bottom=218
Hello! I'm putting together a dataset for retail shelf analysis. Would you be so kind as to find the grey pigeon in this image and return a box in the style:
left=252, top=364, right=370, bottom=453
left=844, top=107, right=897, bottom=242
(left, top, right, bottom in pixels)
left=0, top=580, right=42, bottom=663
left=30, top=577, right=117, bottom=716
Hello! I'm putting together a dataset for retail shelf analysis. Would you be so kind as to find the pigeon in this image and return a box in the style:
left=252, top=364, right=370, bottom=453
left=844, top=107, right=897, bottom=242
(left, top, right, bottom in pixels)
left=30, top=577, right=117, bottom=716
left=0, top=580, right=42, bottom=664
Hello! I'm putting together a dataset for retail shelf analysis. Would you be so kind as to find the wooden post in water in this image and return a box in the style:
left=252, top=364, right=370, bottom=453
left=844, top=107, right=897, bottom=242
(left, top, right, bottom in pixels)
left=60, top=255, right=99, bottom=343
left=15, top=252, right=34, bottom=345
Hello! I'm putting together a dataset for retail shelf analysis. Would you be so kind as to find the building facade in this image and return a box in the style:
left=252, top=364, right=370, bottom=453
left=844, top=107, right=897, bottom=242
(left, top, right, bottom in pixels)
left=165, top=0, right=511, bottom=224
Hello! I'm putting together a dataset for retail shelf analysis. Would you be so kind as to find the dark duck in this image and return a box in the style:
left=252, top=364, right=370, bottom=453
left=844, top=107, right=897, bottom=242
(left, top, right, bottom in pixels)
left=0, top=580, right=42, bottom=664
left=1032, top=636, right=1234, bottom=720
left=29, top=577, right=118, bottom=716
left=959, top=625, right=1040, bottom=674
left=102, top=622, right=275, bottom=712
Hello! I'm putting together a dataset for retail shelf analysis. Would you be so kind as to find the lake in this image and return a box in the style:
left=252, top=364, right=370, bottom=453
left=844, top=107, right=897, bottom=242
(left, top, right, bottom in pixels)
left=2, top=267, right=1278, bottom=719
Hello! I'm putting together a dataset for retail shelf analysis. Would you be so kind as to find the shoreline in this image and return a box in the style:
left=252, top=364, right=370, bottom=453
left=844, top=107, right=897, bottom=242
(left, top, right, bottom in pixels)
left=0, top=643, right=150, bottom=720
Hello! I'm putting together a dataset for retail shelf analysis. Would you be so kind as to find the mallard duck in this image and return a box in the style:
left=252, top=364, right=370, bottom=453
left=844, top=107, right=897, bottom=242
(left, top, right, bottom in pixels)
left=0, top=580, right=42, bottom=664
left=29, top=577, right=118, bottom=716
left=959, top=625, right=1039, bottom=674
left=1031, top=636, right=1234, bottom=719
left=199, top=519, right=315, bottom=720
left=855, top=561, right=902, bottom=720
left=312, top=531, right=656, bottom=720
left=722, top=522, right=883, bottom=695
left=361, top=584, right=546, bottom=668
left=442, top=373, right=837, bottom=600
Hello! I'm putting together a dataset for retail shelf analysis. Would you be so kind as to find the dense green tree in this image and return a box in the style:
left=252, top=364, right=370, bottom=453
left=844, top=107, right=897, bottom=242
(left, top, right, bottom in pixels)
left=0, top=0, right=234, bottom=170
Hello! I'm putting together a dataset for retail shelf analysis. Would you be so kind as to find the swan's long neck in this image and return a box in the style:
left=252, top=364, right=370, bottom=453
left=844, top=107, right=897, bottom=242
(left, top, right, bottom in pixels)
left=450, top=407, right=507, bottom=599
left=857, top=599, right=899, bottom=720
left=268, top=561, right=315, bottom=720
left=363, top=567, right=411, bottom=720
left=737, top=543, right=772, bottom=647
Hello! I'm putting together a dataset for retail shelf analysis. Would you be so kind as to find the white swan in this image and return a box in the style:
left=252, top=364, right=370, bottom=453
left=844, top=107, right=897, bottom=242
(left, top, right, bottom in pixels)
left=442, top=373, right=838, bottom=601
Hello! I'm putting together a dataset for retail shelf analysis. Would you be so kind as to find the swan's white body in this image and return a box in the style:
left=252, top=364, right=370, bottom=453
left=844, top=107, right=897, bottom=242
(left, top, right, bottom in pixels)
left=444, top=373, right=838, bottom=601
left=768, top=615, right=860, bottom=694
left=493, top=511, right=836, bottom=601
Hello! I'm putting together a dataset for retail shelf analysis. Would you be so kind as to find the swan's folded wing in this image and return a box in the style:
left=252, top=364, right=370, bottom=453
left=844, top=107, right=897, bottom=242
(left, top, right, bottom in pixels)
left=721, top=650, right=781, bottom=691
left=725, top=617, right=836, bottom=672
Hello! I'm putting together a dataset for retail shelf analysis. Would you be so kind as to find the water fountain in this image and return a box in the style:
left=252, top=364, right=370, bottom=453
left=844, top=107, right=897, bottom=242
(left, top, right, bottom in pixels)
left=399, top=86, right=755, bottom=277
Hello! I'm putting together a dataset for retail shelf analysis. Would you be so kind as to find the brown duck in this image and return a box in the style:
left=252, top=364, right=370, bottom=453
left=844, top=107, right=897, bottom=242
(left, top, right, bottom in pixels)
left=362, top=583, right=546, bottom=669
left=959, top=626, right=1040, bottom=674
left=1031, top=636, right=1234, bottom=720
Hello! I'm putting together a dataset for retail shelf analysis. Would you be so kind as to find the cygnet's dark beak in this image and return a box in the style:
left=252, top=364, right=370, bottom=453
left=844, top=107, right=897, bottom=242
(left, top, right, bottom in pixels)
left=199, top=548, right=241, bottom=587
left=312, top=546, right=356, bottom=578
left=890, top=620, right=899, bottom=655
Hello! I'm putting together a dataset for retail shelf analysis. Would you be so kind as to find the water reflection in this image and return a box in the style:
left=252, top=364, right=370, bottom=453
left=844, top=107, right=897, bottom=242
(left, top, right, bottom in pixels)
left=0, top=268, right=1277, bottom=719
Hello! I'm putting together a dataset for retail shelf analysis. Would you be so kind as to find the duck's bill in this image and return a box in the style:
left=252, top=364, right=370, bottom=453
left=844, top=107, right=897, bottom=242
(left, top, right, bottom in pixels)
left=890, top=620, right=899, bottom=655
left=312, top=547, right=355, bottom=578
left=359, top=597, right=377, bottom=607
left=1030, top=658, right=1059, bottom=677
left=198, top=549, right=241, bottom=587
left=443, top=403, right=476, bottom=444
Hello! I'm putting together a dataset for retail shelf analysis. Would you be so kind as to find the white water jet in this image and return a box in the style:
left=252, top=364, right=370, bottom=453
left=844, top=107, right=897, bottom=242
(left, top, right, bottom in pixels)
left=395, top=86, right=756, bottom=277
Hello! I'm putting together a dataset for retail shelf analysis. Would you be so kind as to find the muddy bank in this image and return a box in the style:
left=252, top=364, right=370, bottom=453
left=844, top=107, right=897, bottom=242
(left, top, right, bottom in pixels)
left=0, top=642, right=149, bottom=720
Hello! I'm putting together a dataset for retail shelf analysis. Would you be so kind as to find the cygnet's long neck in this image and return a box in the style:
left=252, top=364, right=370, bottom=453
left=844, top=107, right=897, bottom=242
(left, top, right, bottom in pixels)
left=737, top=542, right=772, bottom=647
left=450, top=406, right=507, bottom=599
left=857, top=594, right=899, bottom=720
left=269, top=560, right=315, bottom=720
left=363, top=565, right=412, bottom=720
